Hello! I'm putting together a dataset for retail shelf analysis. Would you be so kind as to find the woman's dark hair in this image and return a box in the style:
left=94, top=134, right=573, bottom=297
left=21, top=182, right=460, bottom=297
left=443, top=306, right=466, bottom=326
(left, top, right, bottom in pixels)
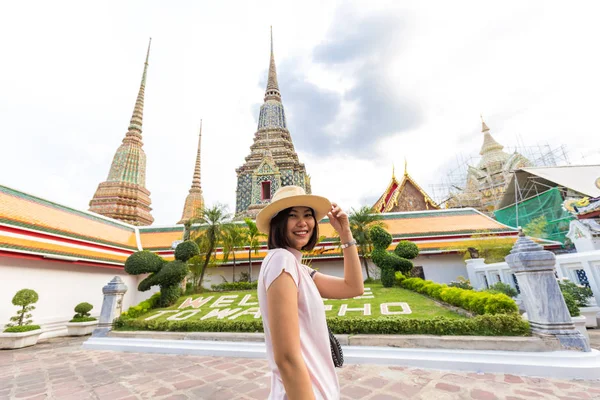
left=268, top=207, right=319, bottom=251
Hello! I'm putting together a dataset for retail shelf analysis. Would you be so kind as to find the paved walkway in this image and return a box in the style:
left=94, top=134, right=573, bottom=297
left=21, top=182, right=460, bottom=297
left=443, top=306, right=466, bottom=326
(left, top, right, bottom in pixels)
left=1, top=334, right=599, bottom=400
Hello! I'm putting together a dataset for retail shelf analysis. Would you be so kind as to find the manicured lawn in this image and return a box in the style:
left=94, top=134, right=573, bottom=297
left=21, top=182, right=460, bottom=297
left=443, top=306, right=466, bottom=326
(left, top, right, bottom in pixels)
left=135, top=283, right=463, bottom=323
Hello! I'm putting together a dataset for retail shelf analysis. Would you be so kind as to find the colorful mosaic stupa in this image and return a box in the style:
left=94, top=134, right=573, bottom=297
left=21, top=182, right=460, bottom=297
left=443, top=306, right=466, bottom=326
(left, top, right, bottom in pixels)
left=447, top=117, right=531, bottom=214
left=178, top=120, right=205, bottom=224
left=89, top=39, right=154, bottom=226
left=235, top=29, right=311, bottom=218
left=373, top=163, right=439, bottom=213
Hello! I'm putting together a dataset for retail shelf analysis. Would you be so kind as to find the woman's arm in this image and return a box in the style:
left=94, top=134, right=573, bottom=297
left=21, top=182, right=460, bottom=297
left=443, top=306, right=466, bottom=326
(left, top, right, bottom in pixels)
left=313, top=204, right=364, bottom=299
left=267, top=272, right=316, bottom=400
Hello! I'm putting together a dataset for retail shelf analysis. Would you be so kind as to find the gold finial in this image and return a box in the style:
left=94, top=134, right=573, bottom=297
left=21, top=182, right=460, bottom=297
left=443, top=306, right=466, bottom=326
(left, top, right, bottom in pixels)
left=392, top=164, right=395, bottom=179
left=480, top=114, right=490, bottom=132
left=145, top=37, right=152, bottom=64
left=404, top=157, right=408, bottom=176
left=270, top=26, right=273, bottom=53
left=199, top=119, right=202, bottom=136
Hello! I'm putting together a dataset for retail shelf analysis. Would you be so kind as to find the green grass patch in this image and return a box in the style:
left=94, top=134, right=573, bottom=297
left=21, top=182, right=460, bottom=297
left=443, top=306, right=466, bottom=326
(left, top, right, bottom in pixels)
left=125, top=284, right=463, bottom=324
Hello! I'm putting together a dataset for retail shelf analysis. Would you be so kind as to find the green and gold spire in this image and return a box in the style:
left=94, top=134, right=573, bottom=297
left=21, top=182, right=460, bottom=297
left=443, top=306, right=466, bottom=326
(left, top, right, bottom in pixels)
left=89, top=39, right=154, bottom=226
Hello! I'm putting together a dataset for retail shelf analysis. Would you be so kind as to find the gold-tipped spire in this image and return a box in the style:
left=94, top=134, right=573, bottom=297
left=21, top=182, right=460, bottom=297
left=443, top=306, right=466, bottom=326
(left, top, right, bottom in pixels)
left=481, top=114, right=490, bottom=132
left=265, top=26, right=281, bottom=101
left=178, top=119, right=205, bottom=224
left=191, top=119, right=202, bottom=190
left=404, top=157, right=408, bottom=176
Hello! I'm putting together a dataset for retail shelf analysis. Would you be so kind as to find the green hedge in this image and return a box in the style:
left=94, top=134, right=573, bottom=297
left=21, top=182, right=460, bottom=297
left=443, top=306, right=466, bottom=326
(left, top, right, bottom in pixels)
left=211, top=281, right=258, bottom=291
left=401, top=277, right=518, bottom=315
left=3, top=325, right=41, bottom=333
left=115, top=314, right=529, bottom=336
left=121, top=292, right=162, bottom=319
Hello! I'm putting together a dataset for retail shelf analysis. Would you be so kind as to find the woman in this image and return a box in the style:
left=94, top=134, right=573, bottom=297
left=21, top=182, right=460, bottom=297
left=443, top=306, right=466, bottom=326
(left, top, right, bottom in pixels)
left=256, top=185, right=364, bottom=400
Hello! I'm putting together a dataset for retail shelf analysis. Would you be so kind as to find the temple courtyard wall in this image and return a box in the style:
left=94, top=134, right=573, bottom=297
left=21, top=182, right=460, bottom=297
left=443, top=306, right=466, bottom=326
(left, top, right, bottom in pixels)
left=0, top=256, right=159, bottom=338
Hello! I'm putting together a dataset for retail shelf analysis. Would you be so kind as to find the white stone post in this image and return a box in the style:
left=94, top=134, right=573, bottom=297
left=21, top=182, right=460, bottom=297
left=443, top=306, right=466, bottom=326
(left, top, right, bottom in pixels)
left=506, top=231, right=590, bottom=352
left=92, top=276, right=128, bottom=337
left=465, top=258, right=485, bottom=290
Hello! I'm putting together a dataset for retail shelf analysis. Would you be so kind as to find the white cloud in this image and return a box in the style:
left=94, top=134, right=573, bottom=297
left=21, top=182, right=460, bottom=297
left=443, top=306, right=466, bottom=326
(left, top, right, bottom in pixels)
left=1, top=0, right=599, bottom=225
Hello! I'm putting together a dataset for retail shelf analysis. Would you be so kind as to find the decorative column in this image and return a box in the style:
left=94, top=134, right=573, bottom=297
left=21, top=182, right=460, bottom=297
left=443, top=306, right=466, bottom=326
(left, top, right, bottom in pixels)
left=92, top=276, right=128, bottom=337
left=506, top=231, right=590, bottom=352
left=465, top=257, right=486, bottom=290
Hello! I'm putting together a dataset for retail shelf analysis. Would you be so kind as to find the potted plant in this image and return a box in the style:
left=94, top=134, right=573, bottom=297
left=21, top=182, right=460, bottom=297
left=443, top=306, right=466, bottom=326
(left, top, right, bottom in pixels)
left=66, top=302, right=98, bottom=336
left=0, top=289, right=42, bottom=349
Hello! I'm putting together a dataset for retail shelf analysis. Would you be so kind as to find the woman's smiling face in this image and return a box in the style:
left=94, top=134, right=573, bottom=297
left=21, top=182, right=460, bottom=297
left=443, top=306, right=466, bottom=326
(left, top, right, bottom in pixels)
left=286, top=207, right=315, bottom=250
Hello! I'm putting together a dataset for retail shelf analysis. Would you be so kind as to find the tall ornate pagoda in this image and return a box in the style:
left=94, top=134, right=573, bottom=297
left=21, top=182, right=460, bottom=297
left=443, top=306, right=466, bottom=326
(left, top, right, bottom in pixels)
left=372, top=163, right=439, bottom=213
left=89, top=39, right=154, bottom=226
left=447, top=117, right=531, bottom=214
left=178, top=120, right=205, bottom=224
left=235, top=29, right=311, bottom=218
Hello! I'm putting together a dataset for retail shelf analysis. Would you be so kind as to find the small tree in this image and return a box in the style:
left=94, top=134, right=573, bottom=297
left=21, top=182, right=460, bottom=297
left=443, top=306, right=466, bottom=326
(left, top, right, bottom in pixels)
left=222, top=224, right=246, bottom=283
left=71, top=302, right=96, bottom=322
left=244, top=218, right=264, bottom=283
left=6, top=289, right=39, bottom=328
left=348, top=206, right=386, bottom=280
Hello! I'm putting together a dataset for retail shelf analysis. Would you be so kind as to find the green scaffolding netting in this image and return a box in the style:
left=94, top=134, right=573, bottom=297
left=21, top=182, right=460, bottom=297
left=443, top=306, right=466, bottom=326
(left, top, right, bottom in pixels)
left=494, top=187, right=574, bottom=244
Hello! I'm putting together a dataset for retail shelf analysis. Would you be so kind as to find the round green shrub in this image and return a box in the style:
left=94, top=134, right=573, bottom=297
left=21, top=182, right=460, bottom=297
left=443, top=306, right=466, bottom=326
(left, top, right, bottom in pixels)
left=174, top=240, right=200, bottom=262
left=393, top=256, right=413, bottom=274
left=394, top=240, right=419, bottom=259
left=562, top=292, right=580, bottom=317
left=486, top=282, right=518, bottom=298
left=483, top=294, right=518, bottom=315
left=381, top=266, right=396, bottom=287
left=394, top=272, right=406, bottom=287
left=370, top=226, right=392, bottom=249
left=74, top=302, right=93, bottom=317
left=125, top=251, right=165, bottom=275
left=12, top=289, right=39, bottom=307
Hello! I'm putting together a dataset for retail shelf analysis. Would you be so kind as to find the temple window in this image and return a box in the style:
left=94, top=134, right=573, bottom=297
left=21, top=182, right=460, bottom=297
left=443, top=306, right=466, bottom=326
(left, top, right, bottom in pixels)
left=261, top=181, right=272, bottom=200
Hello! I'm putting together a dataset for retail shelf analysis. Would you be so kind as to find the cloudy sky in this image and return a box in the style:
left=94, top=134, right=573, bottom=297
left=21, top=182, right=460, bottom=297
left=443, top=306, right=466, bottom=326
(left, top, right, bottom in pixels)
left=1, top=1, right=599, bottom=225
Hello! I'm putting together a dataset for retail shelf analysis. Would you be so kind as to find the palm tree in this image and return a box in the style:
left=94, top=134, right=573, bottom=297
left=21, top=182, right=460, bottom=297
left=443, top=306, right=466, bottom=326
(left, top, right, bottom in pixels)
left=222, top=223, right=246, bottom=283
left=244, top=218, right=264, bottom=283
left=348, top=206, right=386, bottom=280
left=189, top=204, right=230, bottom=289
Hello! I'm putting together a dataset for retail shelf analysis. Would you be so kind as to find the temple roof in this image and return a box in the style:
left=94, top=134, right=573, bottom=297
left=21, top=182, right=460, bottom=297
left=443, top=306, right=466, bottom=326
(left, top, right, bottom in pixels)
left=372, top=165, right=439, bottom=213
left=2, top=185, right=562, bottom=268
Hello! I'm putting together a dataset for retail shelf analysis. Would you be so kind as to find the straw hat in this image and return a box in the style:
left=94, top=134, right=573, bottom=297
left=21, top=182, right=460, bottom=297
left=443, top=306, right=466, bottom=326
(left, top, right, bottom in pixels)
left=256, top=186, right=331, bottom=234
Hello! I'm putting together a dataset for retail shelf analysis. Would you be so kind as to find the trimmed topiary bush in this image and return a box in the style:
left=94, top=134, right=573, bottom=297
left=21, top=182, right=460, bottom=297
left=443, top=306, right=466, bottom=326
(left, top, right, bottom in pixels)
left=370, top=226, right=418, bottom=287
left=125, top=251, right=165, bottom=275
left=70, top=302, right=96, bottom=323
left=124, top=242, right=192, bottom=307
left=394, top=240, right=419, bottom=259
left=4, top=289, right=39, bottom=331
left=174, top=240, right=200, bottom=262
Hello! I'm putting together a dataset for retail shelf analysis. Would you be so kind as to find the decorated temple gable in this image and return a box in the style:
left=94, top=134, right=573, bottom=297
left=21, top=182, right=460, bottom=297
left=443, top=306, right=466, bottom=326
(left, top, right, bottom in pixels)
left=372, top=165, right=439, bottom=213
left=89, top=39, right=154, bottom=226
left=178, top=120, right=205, bottom=224
left=447, top=118, right=531, bottom=215
left=235, top=29, right=311, bottom=218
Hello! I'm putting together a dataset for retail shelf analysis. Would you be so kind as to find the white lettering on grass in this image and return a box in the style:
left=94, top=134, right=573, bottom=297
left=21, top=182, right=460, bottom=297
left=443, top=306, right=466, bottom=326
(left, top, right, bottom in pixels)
left=210, top=295, right=239, bottom=308
left=338, top=304, right=371, bottom=316
left=380, top=302, right=412, bottom=315
left=324, top=305, right=333, bottom=311
left=167, top=310, right=201, bottom=320
left=238, top=294, right=257, bottom=306
left=228, top=307, right=261, bottom=320
left=201, top=308, right=242, bottom=320
left=353, top=287, right=374, bottom=299
left=144, top=310, right=178, bottom=320
left=179, top=296, right=214, bottom=309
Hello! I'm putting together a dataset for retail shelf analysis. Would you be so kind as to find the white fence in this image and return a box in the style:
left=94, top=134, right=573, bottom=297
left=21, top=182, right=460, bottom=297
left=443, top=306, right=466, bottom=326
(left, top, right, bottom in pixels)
left=465, top=250, right=600, bottom=306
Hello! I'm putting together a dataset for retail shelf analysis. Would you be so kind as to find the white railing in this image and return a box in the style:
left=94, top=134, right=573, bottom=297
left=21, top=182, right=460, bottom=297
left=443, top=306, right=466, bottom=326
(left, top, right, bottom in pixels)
left=465, top=250, right=600, bottom=307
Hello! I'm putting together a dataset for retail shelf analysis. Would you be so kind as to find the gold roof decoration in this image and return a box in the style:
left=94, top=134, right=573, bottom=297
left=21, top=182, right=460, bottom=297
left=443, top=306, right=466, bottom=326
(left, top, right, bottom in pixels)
left=372, top=162, right=439, bottom=213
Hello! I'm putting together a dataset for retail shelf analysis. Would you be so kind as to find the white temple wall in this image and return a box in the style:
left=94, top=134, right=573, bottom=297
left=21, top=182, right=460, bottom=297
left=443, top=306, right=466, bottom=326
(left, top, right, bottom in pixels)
left=0, top=256, right=158, bottom=337
left=416, top=254, right=468, bottom=284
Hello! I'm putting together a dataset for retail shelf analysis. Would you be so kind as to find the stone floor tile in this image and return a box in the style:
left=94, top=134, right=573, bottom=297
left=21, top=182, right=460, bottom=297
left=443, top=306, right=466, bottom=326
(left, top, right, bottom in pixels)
left=340, top=384, right=372, bottom=399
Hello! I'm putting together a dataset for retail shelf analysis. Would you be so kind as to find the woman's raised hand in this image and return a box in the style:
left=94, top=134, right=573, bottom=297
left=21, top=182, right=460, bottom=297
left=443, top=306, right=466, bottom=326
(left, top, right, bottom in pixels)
left=328, top=203, right=352, bottom=241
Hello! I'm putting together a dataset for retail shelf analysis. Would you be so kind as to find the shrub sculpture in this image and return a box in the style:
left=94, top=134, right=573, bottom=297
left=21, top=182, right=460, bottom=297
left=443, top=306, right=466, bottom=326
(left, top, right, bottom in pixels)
left=370, top=226, right=419, bottom=287
left=71, top=302, right=96, bottom=322
left=125, top=241, right=199, bottom=307
left=4, top=289, right=41, bottom=333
